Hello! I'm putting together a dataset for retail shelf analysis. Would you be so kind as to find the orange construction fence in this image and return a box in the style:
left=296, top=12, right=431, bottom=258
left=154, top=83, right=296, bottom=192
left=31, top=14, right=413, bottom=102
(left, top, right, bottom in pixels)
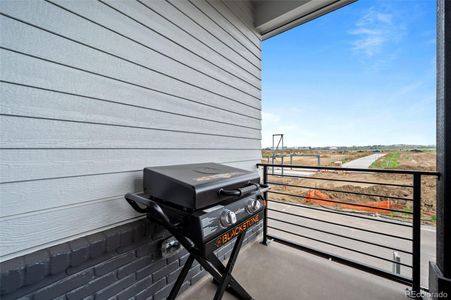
left=304, top=189, right=404, bottom=214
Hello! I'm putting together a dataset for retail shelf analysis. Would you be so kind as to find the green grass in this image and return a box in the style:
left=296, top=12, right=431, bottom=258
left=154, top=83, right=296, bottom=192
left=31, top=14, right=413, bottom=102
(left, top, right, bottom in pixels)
left=370, top=152, right=401, bottom=169
left=403, top=206, right=413, bottom=213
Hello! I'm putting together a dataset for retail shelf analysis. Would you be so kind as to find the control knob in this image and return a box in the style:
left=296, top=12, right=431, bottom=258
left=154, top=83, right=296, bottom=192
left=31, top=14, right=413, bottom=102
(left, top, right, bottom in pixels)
left=219, top=209, right=237, bottom=228
left=246, top=199, right=261, bottom=214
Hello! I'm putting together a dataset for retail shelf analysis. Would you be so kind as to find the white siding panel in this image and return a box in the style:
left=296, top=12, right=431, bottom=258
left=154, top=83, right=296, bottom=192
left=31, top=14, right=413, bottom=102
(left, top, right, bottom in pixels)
left=139, top=0, right=261, bottom=87
left=0, top=116, right=261, bottom=149
left=223, top=0, right=257, bottom=31
left=1, top=157, right=259, bottom=218
left=0, top=158, right=259, bottom=259
left=169, top=0, right=261, bottom=72
left=1, top=82, right=260, bottom=139
left=102, top=0, right=261, bottom=95
left=0, top=198, right=141, bottom=259
left=206, top=0, right=261, bottom=49
left=0, top=0, right=261, bottom=260
left=0, top=57, right=261, bottom=129
left=187, top=0, right=261, bottom=68
left=0, top=149, right=261, bottom=183
left=0, top=21, right=261, bottom=117
left=51, top=0, right=261, bottom=89
left=0, top=1, right=260, bottom=100
left=1, top=173, right=142, bottom=217
left=223, top=160, right=261, bottom=171
left=161, top=0, right=260, bottom=69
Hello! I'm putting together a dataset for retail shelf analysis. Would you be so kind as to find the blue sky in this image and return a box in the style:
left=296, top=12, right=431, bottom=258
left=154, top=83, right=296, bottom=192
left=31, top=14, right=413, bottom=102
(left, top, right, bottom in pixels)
left=261, top=0, right=436, bottom=147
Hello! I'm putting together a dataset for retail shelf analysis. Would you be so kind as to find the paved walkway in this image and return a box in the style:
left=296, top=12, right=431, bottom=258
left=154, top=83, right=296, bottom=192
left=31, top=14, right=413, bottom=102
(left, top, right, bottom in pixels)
left=268, top=153, right=386, bottom=176
left=342, top=153, right=386, bottom=168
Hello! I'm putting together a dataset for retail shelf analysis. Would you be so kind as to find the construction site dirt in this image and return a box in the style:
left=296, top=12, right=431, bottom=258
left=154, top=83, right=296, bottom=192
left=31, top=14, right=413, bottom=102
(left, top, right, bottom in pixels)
left=262, top=150, right=437, bottom=224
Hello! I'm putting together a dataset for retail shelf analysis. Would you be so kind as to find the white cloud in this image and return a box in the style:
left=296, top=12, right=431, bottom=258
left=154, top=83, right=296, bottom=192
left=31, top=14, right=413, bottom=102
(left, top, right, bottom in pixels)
left=349, top=7, right=404, bottom=58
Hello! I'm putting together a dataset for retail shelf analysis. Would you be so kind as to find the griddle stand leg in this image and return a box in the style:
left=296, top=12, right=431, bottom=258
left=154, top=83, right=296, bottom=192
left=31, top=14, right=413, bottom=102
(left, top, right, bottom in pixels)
left=213, top=232, right=246, bottom=300
left=208, top=255, right=252, bottom=300
left=199, top=251, right=252, bottom=300
left=167, top=254, right=195, bottom=300
left=166, top=233, right=251, bottom=300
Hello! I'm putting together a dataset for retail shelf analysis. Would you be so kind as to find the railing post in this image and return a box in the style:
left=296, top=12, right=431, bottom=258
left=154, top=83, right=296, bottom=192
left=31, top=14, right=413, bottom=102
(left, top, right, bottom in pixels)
left=281, top=156, right=284, bottom=176
left=271, top=155, right=274, bottom=174
left=261, top=165, right=269, bottom=246
left=392, top=251, right=401, bottom=274
left=411, top=173, right=422, bottom=297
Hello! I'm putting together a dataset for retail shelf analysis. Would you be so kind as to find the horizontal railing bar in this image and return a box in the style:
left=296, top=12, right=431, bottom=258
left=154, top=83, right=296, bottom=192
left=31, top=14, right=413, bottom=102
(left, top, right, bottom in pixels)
left=268, top=217, right=412, bottom=254
left=267, top=235, right=413, bottom=285
left=268, top=181, right=413, bottom=201
left=268, top=173, right=414, bottom=188
left=257, top=163, right=440, bottom=176
left=269, top=191, right=413, bottom=214
left=268, top=226, right=413, bottom=268
left=267, top=198, right=413, bottom=227
left=268, top=208, right=412, bottom=241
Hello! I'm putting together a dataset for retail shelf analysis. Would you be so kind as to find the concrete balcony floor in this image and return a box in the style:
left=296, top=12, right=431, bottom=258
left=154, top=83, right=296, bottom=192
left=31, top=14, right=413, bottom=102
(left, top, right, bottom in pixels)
left=179, top=239, right=409, bottom=300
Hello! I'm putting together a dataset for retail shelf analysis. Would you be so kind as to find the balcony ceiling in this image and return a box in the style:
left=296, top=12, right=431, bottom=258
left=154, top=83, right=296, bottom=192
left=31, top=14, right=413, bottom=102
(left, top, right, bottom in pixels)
left=251, top=0, right=356, bottom=40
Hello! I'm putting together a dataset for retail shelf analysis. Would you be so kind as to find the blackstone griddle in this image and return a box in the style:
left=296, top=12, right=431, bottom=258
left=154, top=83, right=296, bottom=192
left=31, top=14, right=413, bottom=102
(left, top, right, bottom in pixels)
left=143, top=163, right=261, bottom=210
left=125, top=163, right=269, bottom=300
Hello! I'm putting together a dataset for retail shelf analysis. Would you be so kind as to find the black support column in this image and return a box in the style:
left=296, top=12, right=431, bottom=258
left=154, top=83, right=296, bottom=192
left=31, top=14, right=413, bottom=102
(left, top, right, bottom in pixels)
left=429, top=0, right=451, bottom=297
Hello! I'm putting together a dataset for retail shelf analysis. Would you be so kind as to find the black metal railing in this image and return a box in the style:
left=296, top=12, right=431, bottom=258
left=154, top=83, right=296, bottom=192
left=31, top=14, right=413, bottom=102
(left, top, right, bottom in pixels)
left=257, top=163, right=439, bottom=295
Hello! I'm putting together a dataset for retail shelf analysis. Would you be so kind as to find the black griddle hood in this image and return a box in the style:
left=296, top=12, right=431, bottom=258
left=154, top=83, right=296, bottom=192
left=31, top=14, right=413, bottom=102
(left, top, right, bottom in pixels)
left=143, top=162, right=259, bottom=210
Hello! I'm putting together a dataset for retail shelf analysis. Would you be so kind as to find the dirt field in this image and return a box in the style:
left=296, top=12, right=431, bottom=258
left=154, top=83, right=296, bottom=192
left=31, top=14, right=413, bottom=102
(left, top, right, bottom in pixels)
left=262, top=150, right=437, bottom=224
left=262, top=149, right=373, bottom=166
left=396, top=151, right=436, bottom=171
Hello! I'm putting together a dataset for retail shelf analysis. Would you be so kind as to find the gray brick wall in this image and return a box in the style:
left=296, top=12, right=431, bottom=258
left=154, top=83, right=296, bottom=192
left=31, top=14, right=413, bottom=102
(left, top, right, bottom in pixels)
left=0, top=219, right=262, bottom=300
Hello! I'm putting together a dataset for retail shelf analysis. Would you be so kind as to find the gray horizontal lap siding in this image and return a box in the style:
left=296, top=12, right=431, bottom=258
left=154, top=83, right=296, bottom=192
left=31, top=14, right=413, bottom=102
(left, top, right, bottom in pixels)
left=0, top=0, right=262, bottom=261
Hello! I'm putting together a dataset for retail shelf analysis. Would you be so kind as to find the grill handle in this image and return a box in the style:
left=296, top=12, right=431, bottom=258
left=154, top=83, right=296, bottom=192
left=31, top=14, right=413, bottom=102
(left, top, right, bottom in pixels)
left=125, top=193, right=174, bottom=230
left=218, top=183, right=269, bottom=197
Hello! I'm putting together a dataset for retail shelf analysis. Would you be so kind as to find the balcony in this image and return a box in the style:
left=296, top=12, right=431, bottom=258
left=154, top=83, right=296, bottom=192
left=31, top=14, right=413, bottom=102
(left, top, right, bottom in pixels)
left=180, top=241, right=408, bottom=300
left=181, top=163, right=439, bottom=300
